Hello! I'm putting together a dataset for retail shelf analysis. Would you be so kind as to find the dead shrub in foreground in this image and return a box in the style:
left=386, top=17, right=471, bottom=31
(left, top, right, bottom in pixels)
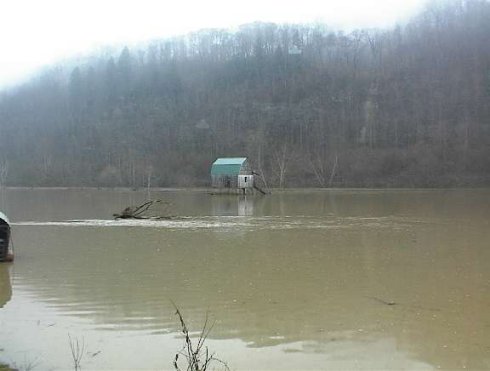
left=173, top=308, right=229, bottom=371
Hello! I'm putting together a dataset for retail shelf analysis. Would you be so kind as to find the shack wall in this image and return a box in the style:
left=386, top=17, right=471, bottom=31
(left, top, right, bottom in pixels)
left=238, top=174, right=254, bottom=188
left=212, top=174, right=239, bottom=188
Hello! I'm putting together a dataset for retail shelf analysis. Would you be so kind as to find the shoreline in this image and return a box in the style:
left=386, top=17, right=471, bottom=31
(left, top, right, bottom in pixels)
left=1, top=186, right=490, bottom=192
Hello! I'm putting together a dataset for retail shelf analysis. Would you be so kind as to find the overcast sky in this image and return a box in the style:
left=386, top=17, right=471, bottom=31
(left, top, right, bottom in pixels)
left=0, top=0, right=427, bottom=89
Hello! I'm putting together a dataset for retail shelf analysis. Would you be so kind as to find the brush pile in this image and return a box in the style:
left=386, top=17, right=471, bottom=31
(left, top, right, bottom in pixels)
left=113, top=199, right=173, bottom=220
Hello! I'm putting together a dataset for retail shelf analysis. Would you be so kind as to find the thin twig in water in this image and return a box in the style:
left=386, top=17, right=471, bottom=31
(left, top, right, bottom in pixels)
left=365, top=295, right=397, bottom=306
left=68, top=334, right=85, bottom=371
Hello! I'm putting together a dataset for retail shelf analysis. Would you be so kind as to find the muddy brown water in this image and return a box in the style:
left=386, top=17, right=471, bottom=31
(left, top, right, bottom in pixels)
left=0, top=188, right=489, bottom=370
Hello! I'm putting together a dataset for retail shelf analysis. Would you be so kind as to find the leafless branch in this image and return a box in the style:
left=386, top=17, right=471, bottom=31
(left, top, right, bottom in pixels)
left=113, top=199, right=173, bottom=220
left=68, top=334, right=85, bottom=371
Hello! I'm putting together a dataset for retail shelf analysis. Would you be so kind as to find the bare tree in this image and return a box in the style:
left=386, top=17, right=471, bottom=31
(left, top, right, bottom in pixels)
left=272, top=143, right=291, bottom=188
left=308, top=152, right=338, bottom=187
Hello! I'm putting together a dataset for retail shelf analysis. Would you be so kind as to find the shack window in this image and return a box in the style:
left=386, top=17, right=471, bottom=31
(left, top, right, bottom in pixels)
left=244, top=177, right=248, bottom=183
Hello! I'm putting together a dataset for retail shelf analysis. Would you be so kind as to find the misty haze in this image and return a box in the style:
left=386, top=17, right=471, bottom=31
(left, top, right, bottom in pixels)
left=0, top=0, right=489, bottom=370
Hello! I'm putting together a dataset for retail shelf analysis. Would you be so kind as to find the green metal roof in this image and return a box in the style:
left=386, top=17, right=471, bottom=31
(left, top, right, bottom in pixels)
left=211, top=157, right=247, bottom=175
left=213, top=158, right=247, bottom=165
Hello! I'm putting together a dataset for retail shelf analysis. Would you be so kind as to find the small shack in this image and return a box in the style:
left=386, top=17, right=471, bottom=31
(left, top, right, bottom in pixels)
left=211, top=157, right=254, bottom=193
left=0, top=212, right=12, bottom=262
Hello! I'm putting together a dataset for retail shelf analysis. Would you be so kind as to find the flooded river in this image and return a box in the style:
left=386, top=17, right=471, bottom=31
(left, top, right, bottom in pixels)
left=0, top=188, right=489, bottom=370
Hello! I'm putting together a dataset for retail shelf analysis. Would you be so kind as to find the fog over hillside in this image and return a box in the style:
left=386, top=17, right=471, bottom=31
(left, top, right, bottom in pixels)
left=0, top=0, right=489, bottom=187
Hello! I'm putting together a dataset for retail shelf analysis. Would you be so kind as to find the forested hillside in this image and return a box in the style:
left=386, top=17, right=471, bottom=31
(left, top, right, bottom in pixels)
left=0, top=0, right=489, bottom=187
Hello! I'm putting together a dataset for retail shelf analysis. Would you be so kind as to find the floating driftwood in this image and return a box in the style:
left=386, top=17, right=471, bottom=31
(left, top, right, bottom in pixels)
left=113, top=199, right=173, bottom=220
left=365, top=296, right=397, bottom=306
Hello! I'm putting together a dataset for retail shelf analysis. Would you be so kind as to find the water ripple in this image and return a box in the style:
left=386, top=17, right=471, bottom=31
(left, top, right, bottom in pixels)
left=12, top=215, right=432, bottom=230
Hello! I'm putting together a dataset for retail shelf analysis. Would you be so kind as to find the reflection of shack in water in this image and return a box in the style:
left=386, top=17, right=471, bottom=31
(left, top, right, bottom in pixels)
left=211, top=196, right=254, bottom=216
left=0, top=265, right=12, bottom=308
left=238, top=196, right=254, bottom=216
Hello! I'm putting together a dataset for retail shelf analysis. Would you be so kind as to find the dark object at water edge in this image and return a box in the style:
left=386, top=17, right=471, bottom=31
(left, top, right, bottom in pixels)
left=0, top=212, right=13, bottom=262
